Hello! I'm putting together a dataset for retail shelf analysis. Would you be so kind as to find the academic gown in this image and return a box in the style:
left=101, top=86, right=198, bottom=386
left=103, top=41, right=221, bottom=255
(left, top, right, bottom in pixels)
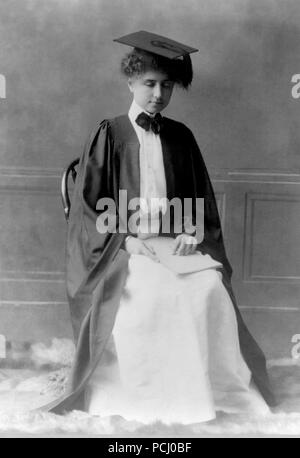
left=44, top=114, right=276, bottom=414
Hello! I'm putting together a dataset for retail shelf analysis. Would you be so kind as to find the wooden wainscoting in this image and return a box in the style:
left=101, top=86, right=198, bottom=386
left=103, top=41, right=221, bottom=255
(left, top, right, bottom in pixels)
left=213, top=170, right=300, bottom=360
left=0, top=167, right=72, bottom=343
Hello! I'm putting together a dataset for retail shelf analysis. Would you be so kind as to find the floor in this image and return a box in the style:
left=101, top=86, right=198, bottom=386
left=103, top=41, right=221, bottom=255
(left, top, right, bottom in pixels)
left=0, top=338, right=300, bottom=437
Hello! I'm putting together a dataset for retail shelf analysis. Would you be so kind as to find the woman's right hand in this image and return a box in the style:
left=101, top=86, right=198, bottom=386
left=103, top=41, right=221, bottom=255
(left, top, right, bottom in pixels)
left=125, top=237, right=159, bottom=262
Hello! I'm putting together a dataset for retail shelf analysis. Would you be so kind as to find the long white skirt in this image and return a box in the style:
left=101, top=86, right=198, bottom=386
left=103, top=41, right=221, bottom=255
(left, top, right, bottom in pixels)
left=86, top=254, right=269, bottom=424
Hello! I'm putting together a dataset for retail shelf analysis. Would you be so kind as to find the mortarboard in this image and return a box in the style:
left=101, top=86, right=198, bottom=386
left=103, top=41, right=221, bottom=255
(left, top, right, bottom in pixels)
left=114, top=30, right=198, bottom=60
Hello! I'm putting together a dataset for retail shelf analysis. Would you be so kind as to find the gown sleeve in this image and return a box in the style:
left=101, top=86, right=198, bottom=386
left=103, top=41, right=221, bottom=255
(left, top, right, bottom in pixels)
left=66, top=120, right=125, bottom=303
left=187, top=128, right=233, bottom=281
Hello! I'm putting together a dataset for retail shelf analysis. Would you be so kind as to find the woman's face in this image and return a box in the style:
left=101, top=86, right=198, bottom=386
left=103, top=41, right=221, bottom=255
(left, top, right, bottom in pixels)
left=128, top=70, right=175, bottom=114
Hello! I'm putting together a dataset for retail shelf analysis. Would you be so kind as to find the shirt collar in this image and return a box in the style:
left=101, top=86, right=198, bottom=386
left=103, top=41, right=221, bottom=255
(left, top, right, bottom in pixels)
left=128, top=100, right=147, bottom=126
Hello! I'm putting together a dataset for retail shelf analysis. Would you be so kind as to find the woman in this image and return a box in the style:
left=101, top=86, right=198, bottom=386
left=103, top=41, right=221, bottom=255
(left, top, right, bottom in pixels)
left=46, top=31, right=276, bottom=423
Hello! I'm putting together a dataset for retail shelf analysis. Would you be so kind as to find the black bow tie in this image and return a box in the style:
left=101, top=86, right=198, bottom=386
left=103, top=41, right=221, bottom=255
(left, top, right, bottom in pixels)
left=135, top=112, right=164, bottom=135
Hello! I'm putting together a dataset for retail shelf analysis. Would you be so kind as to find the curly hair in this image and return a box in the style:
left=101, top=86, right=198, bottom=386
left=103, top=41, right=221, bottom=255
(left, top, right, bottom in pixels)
left=121, top=48, right=193, bottom=89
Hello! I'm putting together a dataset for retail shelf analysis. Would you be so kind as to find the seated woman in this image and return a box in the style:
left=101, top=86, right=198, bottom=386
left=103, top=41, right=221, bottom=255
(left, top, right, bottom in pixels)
left=45, top=31, right=276, bottom=424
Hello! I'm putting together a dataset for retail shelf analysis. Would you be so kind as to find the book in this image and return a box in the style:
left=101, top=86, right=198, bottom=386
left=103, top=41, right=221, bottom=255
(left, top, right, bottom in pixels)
left=143, top=236, right=222, bottom=274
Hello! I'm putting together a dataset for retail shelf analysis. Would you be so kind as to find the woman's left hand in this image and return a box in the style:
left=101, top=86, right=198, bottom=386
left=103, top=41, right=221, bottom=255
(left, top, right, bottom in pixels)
left=172, top=233, right=198, bottom=256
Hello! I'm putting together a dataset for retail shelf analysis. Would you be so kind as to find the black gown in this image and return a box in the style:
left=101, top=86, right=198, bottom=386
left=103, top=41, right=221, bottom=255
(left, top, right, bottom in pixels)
left=44, top=114, right=276, bottom=414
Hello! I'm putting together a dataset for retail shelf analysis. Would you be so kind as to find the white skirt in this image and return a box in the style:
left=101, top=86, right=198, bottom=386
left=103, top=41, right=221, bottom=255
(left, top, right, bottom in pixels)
left=86, top=254, right=269, bottom=424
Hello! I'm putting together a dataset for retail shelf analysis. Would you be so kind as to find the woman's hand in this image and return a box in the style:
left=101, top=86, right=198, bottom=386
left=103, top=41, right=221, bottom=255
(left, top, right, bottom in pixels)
left=172, top=233, right=198, bottom=256
left=125, top=236, right=159, bottom=262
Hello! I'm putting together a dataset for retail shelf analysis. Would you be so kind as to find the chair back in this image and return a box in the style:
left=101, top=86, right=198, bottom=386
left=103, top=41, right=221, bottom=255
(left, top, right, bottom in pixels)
left=61, top=158, right=80, bottom=220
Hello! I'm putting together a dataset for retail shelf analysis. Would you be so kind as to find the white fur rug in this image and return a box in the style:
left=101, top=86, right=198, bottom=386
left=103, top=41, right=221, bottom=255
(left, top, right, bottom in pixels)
left=0, top=338, right=300, bottom=437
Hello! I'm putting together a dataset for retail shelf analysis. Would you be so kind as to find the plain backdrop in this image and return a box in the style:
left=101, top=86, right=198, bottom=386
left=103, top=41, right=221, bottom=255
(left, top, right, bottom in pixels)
left=0, top=0, right=299, bottom=171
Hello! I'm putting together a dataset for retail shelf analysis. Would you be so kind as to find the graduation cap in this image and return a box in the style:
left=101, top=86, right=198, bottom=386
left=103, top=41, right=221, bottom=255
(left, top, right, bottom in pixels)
left=114, top=30, right=198, bottom=60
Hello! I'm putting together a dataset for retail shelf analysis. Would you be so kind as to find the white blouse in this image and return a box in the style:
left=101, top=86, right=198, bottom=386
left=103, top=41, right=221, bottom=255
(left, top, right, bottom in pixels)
left=128, top=100, right=167, bottom=219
